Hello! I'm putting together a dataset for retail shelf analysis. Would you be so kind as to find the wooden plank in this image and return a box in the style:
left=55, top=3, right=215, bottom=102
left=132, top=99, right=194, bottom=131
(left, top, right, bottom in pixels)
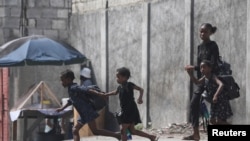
left=17, top=81, right=43, bottom=109
left=23, top=115, right=27, bottom=141
left=12, top=121, right=17, bottom=141
left=43, top=83, right=61, bottom=106
left=40, top=83, right=44, bottom=109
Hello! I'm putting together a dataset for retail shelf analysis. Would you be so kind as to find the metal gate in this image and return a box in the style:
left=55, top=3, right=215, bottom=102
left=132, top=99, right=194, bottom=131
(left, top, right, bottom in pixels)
left=0, top=68, right=9, bottom=141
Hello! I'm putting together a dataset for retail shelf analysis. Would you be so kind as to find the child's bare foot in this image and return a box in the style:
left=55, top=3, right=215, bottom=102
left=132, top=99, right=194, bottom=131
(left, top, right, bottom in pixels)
left=150, top=135, right=160, bottom=141
left=182, top=134, right=200, bottom=141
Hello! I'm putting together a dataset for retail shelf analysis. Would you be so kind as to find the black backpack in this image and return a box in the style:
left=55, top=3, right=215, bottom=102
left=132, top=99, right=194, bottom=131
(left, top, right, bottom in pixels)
left=216, top=56, right=240, bottom=100
left=86, top=85, right=107, bottom=111
left=217, top=57, right=232, bottom=75
left=218, top=75, right=240, bottom=100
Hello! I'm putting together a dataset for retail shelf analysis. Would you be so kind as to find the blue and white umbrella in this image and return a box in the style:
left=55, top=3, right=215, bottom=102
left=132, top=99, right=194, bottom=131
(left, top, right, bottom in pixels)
left=0, top=35, right=87, bottom=67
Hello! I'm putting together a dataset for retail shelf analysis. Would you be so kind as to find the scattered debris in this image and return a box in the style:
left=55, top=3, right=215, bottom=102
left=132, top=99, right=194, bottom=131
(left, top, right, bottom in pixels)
left=142, top=122, right=208, bottom=140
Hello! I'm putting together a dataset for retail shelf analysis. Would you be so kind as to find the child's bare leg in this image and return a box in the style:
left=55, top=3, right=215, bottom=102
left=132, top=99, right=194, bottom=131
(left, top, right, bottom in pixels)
left=45, top=118, right=53, bottom=128
left=129, top=124, right=157, bottom=141
left=121, top=124, right=130, bottom=141
left=60, top=117, right=66, bottom=134
left=88, top=119, right=121, bottom=140
left=72, top=122, right=83, bottom=141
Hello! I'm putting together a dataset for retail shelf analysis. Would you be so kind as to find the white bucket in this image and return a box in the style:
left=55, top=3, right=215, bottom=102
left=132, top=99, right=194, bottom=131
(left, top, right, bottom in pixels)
left=62, top=98, right=72, bottom=110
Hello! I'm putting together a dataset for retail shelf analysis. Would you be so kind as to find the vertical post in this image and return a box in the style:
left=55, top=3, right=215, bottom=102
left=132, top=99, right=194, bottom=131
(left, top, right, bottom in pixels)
left=23, top=116, right=27, bottom=141
left=0, top=69, right=2, bottom=141
left=13, top=69, right=21, bottom=140
left=141, top=2, right=151, bottom=128
left=246, top=0, right=250, bottom=123
left=20, top=0, right=28, bottom=37
left=184, top=0, right=194, bottom=122
left=100, top=0, right=109, bottom=92
left=12, top=121, right=17, bottom=141
left=3, top=68, right=9, bottom=141
left=40, top=84, right=43, bottom=109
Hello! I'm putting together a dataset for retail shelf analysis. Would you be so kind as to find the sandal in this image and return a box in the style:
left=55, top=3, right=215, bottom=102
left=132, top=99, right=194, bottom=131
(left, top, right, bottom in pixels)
left=182, top=135, right=200, bottom=141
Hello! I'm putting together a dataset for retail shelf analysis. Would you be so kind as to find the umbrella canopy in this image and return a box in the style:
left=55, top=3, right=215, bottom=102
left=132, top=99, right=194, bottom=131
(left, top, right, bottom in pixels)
left=0, top=35, right=87, bottom=67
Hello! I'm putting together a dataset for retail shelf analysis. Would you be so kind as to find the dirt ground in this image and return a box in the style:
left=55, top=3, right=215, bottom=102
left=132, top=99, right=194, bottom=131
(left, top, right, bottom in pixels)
left=142, top=122, right=208, bottom=140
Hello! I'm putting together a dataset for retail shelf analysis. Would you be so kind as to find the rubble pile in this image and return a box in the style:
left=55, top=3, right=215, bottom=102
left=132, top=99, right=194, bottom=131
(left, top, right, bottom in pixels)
left=144, top=123, right=208, bottom=139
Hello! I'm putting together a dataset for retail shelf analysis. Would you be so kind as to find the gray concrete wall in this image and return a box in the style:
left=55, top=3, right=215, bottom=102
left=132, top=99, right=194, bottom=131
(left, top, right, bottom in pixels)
left=149, top=0, right=187, bottom=127
left=70, top=0, right=191, bottom=128
left=0, top=0, right=74, bottom=101
left=0, top=0, right=76, bottom=140
left=70, top=0, right=249, bottom=128
left=246, top=0, right=250, bottom=123
left=1, top=1, right=250, bottom=139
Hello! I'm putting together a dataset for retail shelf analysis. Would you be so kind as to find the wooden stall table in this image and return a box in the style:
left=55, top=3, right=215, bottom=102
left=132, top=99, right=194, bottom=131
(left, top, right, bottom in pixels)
left=9, top=81, right=72, bottom=141
left=11, top=108, right=72, bottom=141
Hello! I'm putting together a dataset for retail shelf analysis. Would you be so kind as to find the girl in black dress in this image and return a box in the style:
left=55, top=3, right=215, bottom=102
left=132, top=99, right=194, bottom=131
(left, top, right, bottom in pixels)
left=105, top=67, right=159, bottom=141
left=186, top=60, right=233, bottom=125
left=184, top=23, right=220, bottom=141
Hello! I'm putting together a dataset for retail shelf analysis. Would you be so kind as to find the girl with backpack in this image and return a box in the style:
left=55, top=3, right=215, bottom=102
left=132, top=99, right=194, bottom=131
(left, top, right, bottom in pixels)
left=186, top=60, right=233, bottom=125
left=56, top=69, right=121, bottom=141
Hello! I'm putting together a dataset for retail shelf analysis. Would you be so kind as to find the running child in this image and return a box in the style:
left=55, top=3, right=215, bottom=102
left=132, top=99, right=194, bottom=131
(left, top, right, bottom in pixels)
left=56, top=69, right=120, bottom=141
left=104, top=67, right=159, bottom=141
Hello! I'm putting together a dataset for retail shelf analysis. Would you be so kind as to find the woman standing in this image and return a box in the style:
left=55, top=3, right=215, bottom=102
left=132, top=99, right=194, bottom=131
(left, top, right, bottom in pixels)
left=183, top=23, right=220, bottom=141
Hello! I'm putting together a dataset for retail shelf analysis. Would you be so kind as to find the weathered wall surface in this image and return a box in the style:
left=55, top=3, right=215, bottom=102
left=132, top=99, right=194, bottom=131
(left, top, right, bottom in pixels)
left=70, top=0, right=189, bottom=128
left=2, top=0, right=75, bottom=107
left=0, top=1, right=250, bottom=140
left=149, top=0, right=187, bottom=126
left=0, top=0, right=74, bottom=101
left=70, top=0, right=250, bottom=128
left=0, top=0, right=77, bottom=140
left=247, top=0, right=250, bottom=124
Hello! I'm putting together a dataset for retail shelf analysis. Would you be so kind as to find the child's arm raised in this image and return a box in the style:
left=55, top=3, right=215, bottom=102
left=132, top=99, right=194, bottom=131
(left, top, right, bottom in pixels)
left=212, top=75, right=224, bottom=103
left=186, top=69, right=204, bottom=84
